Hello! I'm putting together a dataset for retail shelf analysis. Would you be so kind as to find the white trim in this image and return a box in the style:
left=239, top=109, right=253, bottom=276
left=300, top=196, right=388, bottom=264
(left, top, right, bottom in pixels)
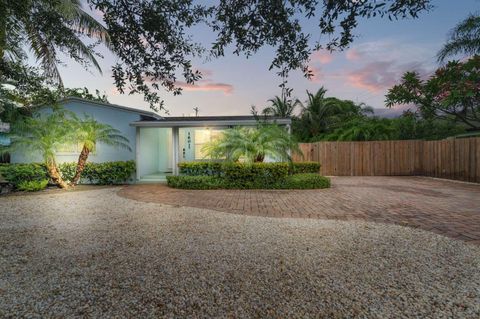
left=130, top=119, right=291, bottom=127
left=172, top=127, right=180, bottom=175
left=135, top=127, right=140, bottom=180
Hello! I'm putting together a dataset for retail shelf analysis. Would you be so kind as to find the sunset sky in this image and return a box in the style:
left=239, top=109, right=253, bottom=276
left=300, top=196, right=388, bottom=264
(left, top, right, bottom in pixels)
left=59, top=0, right=479, bottom=117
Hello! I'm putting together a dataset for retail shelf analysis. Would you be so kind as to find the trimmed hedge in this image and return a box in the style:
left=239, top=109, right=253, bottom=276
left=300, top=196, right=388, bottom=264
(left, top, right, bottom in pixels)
left=166, top=175, right=223, bottom=189
left=0, top=161, right=135, bottom=188
left=291, top=162, right=321, bottom=174
left=58, top=161, right=136, bottom=185
left=178, top=161, right=321, bottom=176
left=167, top=173, right=330, bottom=190
left=0, top=163, right=48, bottom=187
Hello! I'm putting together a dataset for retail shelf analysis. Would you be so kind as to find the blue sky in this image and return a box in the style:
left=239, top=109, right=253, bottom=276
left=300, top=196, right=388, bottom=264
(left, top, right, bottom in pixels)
left=59, top=0, right=479, bottom=117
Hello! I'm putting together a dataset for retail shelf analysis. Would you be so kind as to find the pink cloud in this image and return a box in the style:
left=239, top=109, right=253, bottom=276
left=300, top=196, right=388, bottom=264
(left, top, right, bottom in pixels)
left=175, top=81, right=234, bottom=95
left=345, top=48, right=362, bottom=61
left=310, top=50, right=334, bottom=64
left=346, top=61, right=429, bottom=93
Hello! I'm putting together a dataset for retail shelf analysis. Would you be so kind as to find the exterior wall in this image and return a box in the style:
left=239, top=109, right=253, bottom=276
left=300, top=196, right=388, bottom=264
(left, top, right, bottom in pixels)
left=10, top=100, right=140, bottom=163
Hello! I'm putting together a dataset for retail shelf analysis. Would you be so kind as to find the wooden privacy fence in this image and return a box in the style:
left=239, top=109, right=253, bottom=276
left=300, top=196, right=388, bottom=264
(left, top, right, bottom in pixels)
left=293, top=137, right=480, bottom=183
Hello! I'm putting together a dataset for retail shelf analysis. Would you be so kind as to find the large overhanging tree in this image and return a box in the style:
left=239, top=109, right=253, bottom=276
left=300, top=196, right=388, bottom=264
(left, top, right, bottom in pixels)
left=1, top=0, right=432, bottom=112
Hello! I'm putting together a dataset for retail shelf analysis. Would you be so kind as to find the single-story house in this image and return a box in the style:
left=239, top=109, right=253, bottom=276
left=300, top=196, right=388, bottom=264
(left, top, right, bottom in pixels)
left=9, top=97, right=291, bottom=182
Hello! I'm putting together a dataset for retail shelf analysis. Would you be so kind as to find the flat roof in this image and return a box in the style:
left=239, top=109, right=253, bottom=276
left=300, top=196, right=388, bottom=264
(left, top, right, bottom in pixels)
left=130, top=116, right=291, bottom=127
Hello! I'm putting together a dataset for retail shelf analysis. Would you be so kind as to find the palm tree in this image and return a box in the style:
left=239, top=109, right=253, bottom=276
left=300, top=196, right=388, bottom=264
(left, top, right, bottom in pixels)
left=2, top=0, right=111, bottom=84
left=4, top=111, right=75, bottom=189
left=262, top=96, right=298, bottom=117
left=437, top=14, right=480, bottom=63
left=202, top=125, right=301, bottom=163
left=70, top=115, right=131, bottom=185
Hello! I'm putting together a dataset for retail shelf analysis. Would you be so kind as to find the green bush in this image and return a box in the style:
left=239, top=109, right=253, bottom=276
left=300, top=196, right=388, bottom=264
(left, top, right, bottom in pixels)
left=167, top=175, right=223, bottom=189
left=178, top=161, right=224, bottom=176
left=17, top=179, right=49, bottom=192
left=0, top=161, right=135, bottom=189
left=0, top=163, right=48, bottom=187
left=279, top=173, right=330, bottom=189
left=167, top=173, right=331, bottom=190
left=221, top=162, right=289, bottom=188
left=59, top=160, right=136, bottom=184
left=178, top=161, right=320, bottom=177
left=291, top=162, right=321, bottom=174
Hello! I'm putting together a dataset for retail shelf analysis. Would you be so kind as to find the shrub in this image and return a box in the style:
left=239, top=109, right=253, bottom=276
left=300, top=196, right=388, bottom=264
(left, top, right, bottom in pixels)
left=291, top=162, right=321, bottom=174
left=17, top=179, right=49, bottom=192
left=59, top=160, right=136, bottom=184
left=167, top=173, right=331, bottom=190
left=167, top=175, right=223, bottom=189
left=279, top=173, right=330, bottom=189
left=221, top=162, right=289, bottom=188
left=178, top=161, right=223, bottom=176
left=0, top=163, right=48, bottom=187
left=0, top=161, right=135, bottom=189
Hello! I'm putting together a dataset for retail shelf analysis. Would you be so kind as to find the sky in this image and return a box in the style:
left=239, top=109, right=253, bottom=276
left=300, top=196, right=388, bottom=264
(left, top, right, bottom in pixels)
left=59, top=0, right=479, bottom=117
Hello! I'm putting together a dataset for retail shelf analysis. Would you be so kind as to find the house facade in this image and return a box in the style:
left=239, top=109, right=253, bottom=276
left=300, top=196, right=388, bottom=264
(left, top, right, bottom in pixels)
left=10, top=97, right=291, bottom=182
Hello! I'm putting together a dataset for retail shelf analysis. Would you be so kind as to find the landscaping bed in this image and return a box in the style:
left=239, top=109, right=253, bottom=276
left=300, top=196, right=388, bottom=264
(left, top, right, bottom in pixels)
left=0, top=161, right=135, bottom=192
left=167, top=162, right=330, bottom=189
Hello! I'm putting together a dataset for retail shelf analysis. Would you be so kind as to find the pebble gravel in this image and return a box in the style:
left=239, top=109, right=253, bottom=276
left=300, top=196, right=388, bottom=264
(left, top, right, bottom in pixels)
left=0, top=188, right=479, bottom=318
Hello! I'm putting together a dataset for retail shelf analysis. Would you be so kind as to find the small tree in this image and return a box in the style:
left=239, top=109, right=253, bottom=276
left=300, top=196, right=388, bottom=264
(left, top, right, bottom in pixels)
left=202, top=125, right=301, bottom=163
left=70, top=115, right=131, bottom=185
left=5, top=111, right=74, bottom=189
left=385, top=56, right=480, bottom=130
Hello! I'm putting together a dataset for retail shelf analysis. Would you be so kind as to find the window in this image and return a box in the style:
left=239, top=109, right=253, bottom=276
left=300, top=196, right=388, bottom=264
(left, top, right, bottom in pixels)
left=194, top=129, right=223, bottom=159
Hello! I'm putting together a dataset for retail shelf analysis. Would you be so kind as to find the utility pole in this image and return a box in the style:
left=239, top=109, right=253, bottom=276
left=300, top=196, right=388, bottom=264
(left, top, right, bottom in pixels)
left=193, top=107, right=199, bottom=117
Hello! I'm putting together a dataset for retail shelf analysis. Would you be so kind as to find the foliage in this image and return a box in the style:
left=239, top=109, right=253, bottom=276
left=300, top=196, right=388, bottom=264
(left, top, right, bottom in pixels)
left=437, top=14, right=480, bottom=62
left=202, top=125, right=301, bottom=163
left=0, top=161, right=135, bottom=188
left=178, top=161, right=320, bottom=176
left=280, top=173, right=330, bottom=189
left=291, top=162, right=321, bottom=174
left=73, top=114, right=131, bottom=153
left=221, top=162, right=290, bottom=188
left=17, top=179, right=48, bottom=192
left=86, top=0, right=431, bottom=110
left=321, top=117, right=396, bottom=141
left=257, top=95, right=299, bottom=118
left=166, top=175, right=223, bottom=190
left=58, top=161, right=135, bottom=185
left=386, top=56, right=480, bottom=130
left=0, top=163, right=48, bottom=187
left=1, top=0, right=111, bottom=84
left=178, top=161, right=224, bottom=176
left=5, top=110, right=74, bottom=160
left=167, top=173, right=331, bottom=190
left=293, top=87, right=374, bottom=141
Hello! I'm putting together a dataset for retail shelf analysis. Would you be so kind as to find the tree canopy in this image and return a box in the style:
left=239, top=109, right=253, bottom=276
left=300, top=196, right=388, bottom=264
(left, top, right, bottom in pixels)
left=1, top=0, right=432, bottom=111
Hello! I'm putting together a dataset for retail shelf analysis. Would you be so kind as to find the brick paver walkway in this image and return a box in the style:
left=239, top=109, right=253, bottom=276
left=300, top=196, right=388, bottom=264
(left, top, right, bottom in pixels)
left=118, top=177, right=480, bottom=244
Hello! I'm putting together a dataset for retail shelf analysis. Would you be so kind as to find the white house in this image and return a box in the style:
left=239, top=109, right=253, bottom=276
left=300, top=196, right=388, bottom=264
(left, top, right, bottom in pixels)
left=9, top=97, right=291, bottom=182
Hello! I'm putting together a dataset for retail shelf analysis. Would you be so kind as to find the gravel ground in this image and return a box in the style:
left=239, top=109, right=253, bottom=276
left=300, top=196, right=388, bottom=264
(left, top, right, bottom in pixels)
left=0, top=188, right=479, bottom=318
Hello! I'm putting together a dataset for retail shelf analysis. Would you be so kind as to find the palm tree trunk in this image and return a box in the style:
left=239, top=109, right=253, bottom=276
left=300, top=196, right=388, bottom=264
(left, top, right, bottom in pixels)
left=46, top=158, right=69, bottom=189
left=71, top=145, right=90, bottom=185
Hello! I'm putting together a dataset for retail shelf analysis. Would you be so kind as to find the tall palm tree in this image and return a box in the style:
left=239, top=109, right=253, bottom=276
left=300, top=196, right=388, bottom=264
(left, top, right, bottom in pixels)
left=2, top=0, right=111, bottom=84
left=202, top=125, right=301, bottom=163
left=70, top=115, right=131, bottom=185
left=262, top=96, right=298, bottom=117
left=437, top=14, right=480, bottom=63
left=4, top=111, right=75, bottom=189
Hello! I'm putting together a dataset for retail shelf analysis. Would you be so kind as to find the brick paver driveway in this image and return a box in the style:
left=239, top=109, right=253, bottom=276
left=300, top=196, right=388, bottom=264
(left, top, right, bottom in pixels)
left=118, top=177, right=480, bottom=244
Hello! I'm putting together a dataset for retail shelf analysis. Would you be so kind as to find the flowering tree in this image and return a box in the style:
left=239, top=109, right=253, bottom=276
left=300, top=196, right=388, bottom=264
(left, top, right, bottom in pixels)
left=386, top=56, right=480, bottom=130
